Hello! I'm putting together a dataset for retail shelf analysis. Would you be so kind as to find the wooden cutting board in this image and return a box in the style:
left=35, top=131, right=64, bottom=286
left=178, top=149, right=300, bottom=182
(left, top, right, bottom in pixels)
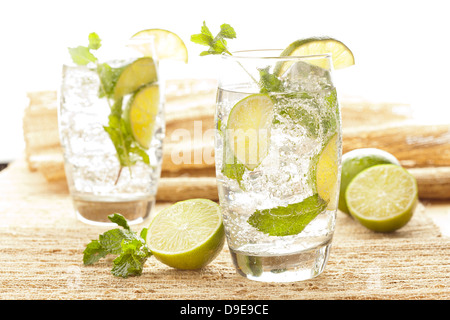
left=23, top=79, right=450, bottom=201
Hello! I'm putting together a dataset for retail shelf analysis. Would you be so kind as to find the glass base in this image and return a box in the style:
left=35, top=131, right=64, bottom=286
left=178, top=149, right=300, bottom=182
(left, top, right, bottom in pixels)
left=73, top=196, right=155, bottom=226
left=229, top=240, right=333, bottom=282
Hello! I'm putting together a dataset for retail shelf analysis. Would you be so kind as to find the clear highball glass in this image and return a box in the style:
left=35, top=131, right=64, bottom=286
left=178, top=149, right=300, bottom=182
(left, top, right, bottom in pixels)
left=215, top=50, right=342, bottom=282
left=58, top=37, right=165, bottom=225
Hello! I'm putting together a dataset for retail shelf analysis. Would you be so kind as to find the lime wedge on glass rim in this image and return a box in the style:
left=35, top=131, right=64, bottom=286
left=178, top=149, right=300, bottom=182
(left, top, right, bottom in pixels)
left=124, top=84, right=160, bottom=149
left=226, top=93, right=274, bottom=170
left=275, top=37, right=355, bottom=75
left=130, top=28, right=188, bottom=63
left=345, top=164, right=418, bottom=232
left=146, top=199, right=225, bottom=270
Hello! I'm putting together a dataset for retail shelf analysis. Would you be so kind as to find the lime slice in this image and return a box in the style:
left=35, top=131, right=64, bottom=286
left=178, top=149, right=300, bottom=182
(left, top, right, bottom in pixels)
left=114, top=57, right=157, bottom=99
left=316, top=133, right=340, bottom=210
left=226, top=94, right=273, bottom=170
left=345, top=164, right=418, bottom=232
left=146, top=199, right=225, bottom=270
left=125, top=84, right=160, bottom=149
left=276, top=37, right=355, bottom=75
left=131, top=29, right=188, bottom=63
left=339, top=148, right=401, bottom=214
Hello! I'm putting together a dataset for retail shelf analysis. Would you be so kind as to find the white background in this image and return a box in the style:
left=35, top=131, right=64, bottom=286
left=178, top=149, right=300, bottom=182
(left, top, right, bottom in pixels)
left=1, top=0, right=449, bottom=163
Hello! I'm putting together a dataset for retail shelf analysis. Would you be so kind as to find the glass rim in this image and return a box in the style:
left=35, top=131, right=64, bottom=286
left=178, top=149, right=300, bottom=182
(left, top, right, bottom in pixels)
left=221, top=49, right=332, bottom=61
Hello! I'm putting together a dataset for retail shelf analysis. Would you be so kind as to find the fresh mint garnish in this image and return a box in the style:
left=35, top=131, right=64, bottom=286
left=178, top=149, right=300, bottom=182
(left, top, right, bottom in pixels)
left=221, top=158, right=246, bottom=186
left=68, top=33, right=152, bottom=184
left=83, top=213, right=152, bottom=278
left=191, top=22, right=281, bottom=185
left=190, top=21, right=236, bottom=56
left=247, top=194, right=327, bottom=236
left=258, top=66, right=283, bottom=93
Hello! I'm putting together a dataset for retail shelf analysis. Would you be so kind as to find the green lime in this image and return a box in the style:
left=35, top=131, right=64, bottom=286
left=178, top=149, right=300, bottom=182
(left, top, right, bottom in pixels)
left=124, top=84, right=160, bottom=149
left=114, top=57, right=157, bottom=99
left=316, top=133, right=340, bottom=210
left=339, top=148, right=400, bottom=214
left=345, top=164, right=418, bottom=232
left=276, top=37, right=355, bottom=75
left=226, top=94, right=274, bottom=170
left=146, top=199, right=225, bottom=270
left=131, top=28, right=188, bottom=63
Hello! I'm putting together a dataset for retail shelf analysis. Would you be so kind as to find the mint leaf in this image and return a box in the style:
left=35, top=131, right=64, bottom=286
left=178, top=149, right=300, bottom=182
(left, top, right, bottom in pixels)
left=83, top=240, right=108, bottom=265
left=258, top=66, right=283, bottom=93
left=222, top=160, right=245, bottom=186
left=190, top=21, right=235, bottom=56
left=99, top=228, right=135, bottom=255
left=322, top=88, right=338, bottom=137
left=221, top=137, right=246, bottom=186
left=68, top=32, right=101, bottom=66
left=190, top=22, right=213, bottom=46
left=97, top=63, right=124, bottom=98
left=88, top=32, right=101, bottom=50
left=247, top=194, right=327, bottom=236
left=129, top=146, right=150, bottom=165
left=112, top=237, right=151, bottom=278
left=108, top=213, right=130, bottom=230
left=103, top=99, right=131, bottom=168
left=217, top=23, right=236, bottom=40
left=68, top=46, right=97, bottom=65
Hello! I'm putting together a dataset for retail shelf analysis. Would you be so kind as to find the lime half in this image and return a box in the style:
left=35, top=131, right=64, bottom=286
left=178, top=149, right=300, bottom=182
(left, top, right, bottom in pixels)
left=339, top=148, right=401, bottom=214
left=316, top=133, right=339, bottom=210
left=131, top=29, right=188, bottom=63
left=125, top=84, right=160, bottom=149
left=345, top=164, right=418, bottom=232
left=226, top=94, right=274, bottom=170
left=146, top=199, right=225, bottom=270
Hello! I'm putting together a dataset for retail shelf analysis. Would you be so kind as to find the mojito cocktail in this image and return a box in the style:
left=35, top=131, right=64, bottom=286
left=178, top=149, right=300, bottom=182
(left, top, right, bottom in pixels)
left=215, top=50, right=342, bottom=282
left=59, top=33, right=164, bottom=225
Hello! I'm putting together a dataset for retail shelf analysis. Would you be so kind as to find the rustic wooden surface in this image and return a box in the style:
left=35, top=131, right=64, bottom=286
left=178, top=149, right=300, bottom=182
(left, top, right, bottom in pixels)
left=0, top=158, right=449, bottom=300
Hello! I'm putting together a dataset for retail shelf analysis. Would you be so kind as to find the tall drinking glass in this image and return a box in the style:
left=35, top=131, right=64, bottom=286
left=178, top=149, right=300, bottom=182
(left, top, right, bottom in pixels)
left=215, top=50, right=342, bottom=282
left=59, top=37, right=164, bottom=225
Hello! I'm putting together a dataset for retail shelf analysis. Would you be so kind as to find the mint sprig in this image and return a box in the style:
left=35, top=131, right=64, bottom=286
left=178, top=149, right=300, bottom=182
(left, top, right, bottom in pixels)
left=190, top=22, right=236, bottom=56
left=83, top=213, right=152, bottom=278
left=68, top=33, right=150, bottom=184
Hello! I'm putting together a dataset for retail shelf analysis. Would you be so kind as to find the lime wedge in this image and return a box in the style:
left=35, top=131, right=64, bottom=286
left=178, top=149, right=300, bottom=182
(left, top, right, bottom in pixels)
left=345, top=164, right=418, bottom=232
left=131, top=29, right=188, bottom=63
left=226, top=94, right=273, bottom=170
left=339, top=148, right=400, bottom=214
left=146, top=199, right=225, bottom=270
left=125, top=84, right=160, bottom=149
left=316, top=133, right=340, bottom=210
left=114, top=57, right=157, bottom=99
left=276, top=37, right=355, bottom=75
